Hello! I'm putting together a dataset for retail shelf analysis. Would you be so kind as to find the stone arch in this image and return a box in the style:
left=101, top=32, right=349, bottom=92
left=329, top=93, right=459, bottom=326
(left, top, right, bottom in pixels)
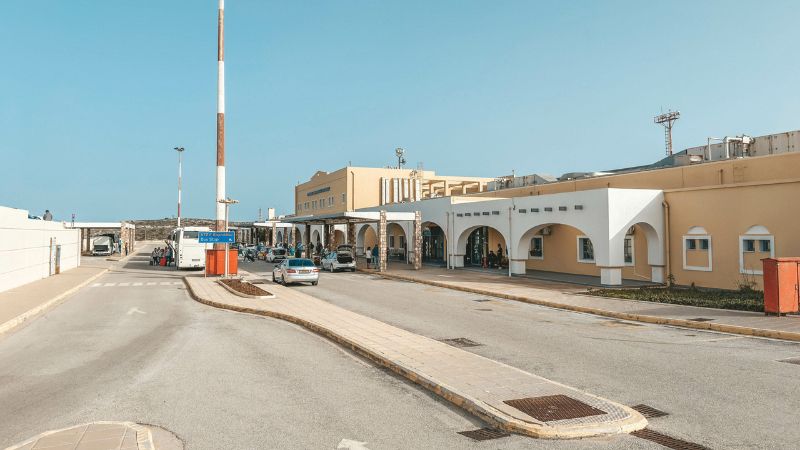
left=455, top=224, right=509, bottom=268
left=421, top=221, right=447, bottom=264
left=311, top=229, right=321, bottom=246
left=512, top=222, right=601, bottom=276
left=356, top=223, right=378, bottom=255
left=333, top=229, right=346, bottom=247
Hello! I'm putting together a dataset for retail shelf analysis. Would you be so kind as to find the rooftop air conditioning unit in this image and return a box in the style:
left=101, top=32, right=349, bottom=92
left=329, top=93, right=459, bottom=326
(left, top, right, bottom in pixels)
left=539, top=226, right=552, bottom=236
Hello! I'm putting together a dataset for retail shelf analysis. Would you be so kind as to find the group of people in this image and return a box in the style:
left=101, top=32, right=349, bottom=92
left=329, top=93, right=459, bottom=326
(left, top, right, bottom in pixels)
left=150, top=246, right=174, bottom=267
left=484, top=244, right=505, bottom=269
left=364, top=246, right=382, bottom=269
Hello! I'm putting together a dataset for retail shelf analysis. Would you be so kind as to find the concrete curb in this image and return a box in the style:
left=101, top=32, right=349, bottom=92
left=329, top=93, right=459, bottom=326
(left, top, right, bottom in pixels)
left=0, top=269, right=108, bottom=337
left=4, top=421, right=155, bottom=450
left=183, top=277, right=647, bottom=439
left=367, top=270, right=800, bottom=342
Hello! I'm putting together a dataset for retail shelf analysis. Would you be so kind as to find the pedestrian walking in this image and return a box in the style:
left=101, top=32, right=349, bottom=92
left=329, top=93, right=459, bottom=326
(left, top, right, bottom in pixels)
left=150, top=248, right=158, bottom=265
left=166, top=246, right=174, bottom=266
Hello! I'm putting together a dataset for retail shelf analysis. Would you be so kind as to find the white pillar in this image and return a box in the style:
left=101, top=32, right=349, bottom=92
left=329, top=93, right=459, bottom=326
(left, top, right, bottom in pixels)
left=651, top=265, right=665, bottom=283
left=510, top=259, right=526, bottom=275
left=600, top=267, right=623, bottom=286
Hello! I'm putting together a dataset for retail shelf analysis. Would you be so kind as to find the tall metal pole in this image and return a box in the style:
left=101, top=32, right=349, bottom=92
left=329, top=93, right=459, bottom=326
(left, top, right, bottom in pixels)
left=215, top=0, right=226, bottom=236
left=175, top=146, right=184, bottom=228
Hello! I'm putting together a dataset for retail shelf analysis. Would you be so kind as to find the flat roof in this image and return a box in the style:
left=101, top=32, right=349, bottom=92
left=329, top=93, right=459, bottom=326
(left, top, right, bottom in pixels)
left=284, top=211, right=417, bottom=224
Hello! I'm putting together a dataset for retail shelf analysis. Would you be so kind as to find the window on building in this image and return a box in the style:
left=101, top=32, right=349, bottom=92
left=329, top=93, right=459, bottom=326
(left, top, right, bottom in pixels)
left=699, top=239, right=709, bottom=250
left=760, top=239, right=771, bottom=252
left=399, top=235, right=406, bottom=249
left=342, top=193, right=346, bottom=204
left=624, top=236, right=634, bottom=265
left=529, top=236, right=543, bottom=259
left=389, top=235, right=395, bottom=248
left=739, top=226, right=774, bottom=275
left=683, top=227, right=712, bottom=272
left=578, top=237, right=594, bottom=262
left=686, top=239, right=697, bottom=250
left=743, top=239, right=755, bottom=252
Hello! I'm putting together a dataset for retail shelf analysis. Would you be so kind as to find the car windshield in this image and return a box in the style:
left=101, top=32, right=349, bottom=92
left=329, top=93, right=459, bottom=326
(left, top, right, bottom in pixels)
left=274, top=249, right=286, bottom=255
left=288, top=259, right=315, bottom=267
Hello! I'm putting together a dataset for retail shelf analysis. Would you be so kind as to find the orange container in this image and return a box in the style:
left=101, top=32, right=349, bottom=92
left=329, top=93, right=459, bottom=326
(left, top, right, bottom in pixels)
left=206, top=249, right=238, bottom=276
left=761, top=257, right=800, bottom=315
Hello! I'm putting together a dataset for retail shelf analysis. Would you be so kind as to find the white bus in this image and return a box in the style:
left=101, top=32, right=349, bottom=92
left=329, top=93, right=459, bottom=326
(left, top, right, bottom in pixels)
left=169, top=226, right=212, bottom=269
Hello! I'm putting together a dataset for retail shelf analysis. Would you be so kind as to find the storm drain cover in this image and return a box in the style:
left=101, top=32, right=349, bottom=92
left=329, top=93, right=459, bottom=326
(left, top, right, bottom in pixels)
left=689, top=318, right=714, bottom=322
left=630, top=404, right=669, bottom=418
left=632, top=428, right=709, bottom=449
left=473, top=299, right=492, bottom=302
left=457, top=428, right=509, bottom=441
left=439, top=338, right=482, bottom=348
left=475, top=308, right=493, bottom=312
left=504, top=395, right=607, bottom=422
left=779, top=357, right=800, bottom=365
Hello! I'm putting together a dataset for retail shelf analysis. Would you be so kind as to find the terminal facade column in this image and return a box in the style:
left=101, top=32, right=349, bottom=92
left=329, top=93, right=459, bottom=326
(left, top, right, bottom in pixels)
left=413, top=211, right=422, bottom=270
left=270, top=223, right=277, bottom=247
left=378, top=211, right=387, bottom=272
left=347, top=222, right=355, bottom=246
left=325, top=223, right=335, bottom=251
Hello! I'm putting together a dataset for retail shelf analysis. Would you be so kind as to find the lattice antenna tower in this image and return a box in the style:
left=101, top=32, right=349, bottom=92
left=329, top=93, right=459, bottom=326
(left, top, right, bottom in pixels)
left=654, top=110, right=680, bottom=156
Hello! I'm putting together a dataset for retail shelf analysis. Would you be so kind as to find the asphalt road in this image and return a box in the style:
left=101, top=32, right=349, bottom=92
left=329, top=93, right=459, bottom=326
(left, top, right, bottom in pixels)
left=243, top=259, right=800, bottom=450
left=0, top=248, right=654, bottom=450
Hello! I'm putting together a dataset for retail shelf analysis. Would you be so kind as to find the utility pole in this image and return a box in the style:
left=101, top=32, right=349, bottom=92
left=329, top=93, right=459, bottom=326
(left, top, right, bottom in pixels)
left=654, top=110, right=680, bottom=156
left=174, top=146, right=184, bottom=227
left=215, top=0, right=226, bottom=237
left=395, top=147, right=406, bottom=169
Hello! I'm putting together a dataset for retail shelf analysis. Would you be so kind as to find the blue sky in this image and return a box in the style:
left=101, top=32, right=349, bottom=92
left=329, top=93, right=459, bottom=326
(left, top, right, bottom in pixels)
left=1, top=0, right=798, bottom=221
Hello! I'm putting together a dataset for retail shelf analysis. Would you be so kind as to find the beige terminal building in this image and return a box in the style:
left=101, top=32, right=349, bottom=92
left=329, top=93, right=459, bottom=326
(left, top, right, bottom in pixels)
left=287, top=130, right=800, bottom=290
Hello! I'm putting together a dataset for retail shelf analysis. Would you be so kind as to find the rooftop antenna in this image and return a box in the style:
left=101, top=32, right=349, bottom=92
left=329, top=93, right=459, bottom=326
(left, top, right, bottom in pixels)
left=654, top=110, right=680, bottom=156
left=395, top=147, right=406, bottom=169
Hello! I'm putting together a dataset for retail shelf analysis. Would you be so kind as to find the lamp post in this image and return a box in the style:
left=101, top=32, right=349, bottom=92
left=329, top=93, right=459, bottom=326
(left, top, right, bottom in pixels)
left=218, top=197, right=239, bottom=277
left=173, top=147, right=185, bottom=228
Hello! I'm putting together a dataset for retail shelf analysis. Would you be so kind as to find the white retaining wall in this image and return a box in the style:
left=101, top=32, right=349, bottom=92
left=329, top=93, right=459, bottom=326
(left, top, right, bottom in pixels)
left=0, top=206, right=81, bottom=293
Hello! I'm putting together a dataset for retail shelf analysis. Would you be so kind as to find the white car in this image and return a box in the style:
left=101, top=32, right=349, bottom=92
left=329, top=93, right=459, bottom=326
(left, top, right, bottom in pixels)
left=321, top=245, right=356, bottom=272
left=273, top=258, right=319, bottom=285
left=266, top=248, right=288, bottom=263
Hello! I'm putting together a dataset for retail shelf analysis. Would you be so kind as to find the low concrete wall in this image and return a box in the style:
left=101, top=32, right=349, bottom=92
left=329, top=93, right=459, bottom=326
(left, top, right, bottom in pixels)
left=0, top=206, right=81, bottom=293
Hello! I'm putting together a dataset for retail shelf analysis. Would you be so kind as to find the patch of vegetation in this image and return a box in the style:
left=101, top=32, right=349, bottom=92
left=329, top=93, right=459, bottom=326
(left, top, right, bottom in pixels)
left=589, top=286, right=764, bottom=312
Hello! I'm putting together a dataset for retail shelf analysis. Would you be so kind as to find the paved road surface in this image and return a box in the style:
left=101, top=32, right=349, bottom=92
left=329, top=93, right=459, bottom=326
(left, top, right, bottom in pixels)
left=243, top=260, right=800, bottom=450
left=1, top=248, right=652, bottom=449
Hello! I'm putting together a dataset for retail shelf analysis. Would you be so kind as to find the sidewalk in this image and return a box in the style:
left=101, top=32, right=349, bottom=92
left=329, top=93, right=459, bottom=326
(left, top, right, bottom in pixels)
left=371, top=265, right=800, bottom=342
left=185, top=275, right=647, bottom=439
left=6, top=422, right=153, bottom=450
left=0, top=265, right=108, bottom=336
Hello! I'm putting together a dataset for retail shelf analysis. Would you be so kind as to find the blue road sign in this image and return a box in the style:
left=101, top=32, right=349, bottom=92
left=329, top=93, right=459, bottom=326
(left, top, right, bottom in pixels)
left=198, top=231, right=235, bottom=244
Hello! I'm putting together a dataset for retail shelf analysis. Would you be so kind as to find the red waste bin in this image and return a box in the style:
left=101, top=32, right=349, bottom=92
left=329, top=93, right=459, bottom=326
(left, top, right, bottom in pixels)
left=761, top=257, right=800, bottom=315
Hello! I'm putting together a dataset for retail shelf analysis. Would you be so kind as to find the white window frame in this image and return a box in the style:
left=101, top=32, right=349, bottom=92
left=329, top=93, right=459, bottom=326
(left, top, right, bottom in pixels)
left=739, top=235, right=774, bottom=275
left=682, top=235, right=712, bottom=272
left=576, top=236, right=594, bottom=263
left=529, top=236, right=544, bottom=260
left=623, top=235, right=634, bottom=266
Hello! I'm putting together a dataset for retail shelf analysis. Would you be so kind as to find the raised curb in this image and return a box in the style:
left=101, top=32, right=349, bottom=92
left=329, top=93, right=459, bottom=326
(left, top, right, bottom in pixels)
left=0, top=268, right=109, bottom=337
left=5, top=421, right=154, bottom=450
left=366, top=270, right=800, bottom=342
left=183, top=276, right=647, bottom=439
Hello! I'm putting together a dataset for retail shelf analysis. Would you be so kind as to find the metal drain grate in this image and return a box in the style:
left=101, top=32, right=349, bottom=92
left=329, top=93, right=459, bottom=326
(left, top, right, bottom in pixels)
left=473, top=299, right=492, bottom=302
left=779, top=357, right=800, bottom=365
left=440, top=337, right=483, bottom=348
left=457, top=428, right=509, bottom=441
left=475, top=308, right=493, bottom=312
left=504, top=395, right=607, bottom=422
left=632, top=428, right=709, bottom=450
left=688, top=318, right=714, bottom=322
left=630, top=404, right=669, bottom=418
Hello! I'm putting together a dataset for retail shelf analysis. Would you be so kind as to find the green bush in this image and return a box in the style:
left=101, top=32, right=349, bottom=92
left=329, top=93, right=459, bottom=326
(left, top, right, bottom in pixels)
left=590, top=287, right=764, bottom=312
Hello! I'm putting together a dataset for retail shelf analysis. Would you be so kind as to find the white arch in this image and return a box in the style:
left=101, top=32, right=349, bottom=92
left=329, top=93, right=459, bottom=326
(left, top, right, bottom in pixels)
left=744, top=225, right=770, bottom=235
left=687, top=226, right=708, bottom=235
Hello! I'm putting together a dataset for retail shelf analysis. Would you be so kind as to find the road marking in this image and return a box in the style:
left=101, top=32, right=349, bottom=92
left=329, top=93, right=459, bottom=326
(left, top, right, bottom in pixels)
left=159, top=282, right=171, bottom=286
left=337, top=439, right=369, bottom=450
left=126, top=307, right=146, bottom=315
left=146, top=282, right=156, bottom=286
left=133, top=282, right=143, bottom=286
left=91, top=283, right=102, bottom=287
left=103, top=283, right=115, bottom=287
left=119, top=282, right=130, bottom=286
left=172, top=281, right=182, bottom=285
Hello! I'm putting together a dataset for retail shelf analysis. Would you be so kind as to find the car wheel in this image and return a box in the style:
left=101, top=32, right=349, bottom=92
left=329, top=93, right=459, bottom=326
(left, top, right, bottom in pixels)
left=312, top=281, right=318, bottom=286
left=281, top=275, right=287, bottom=285
left=272, top=273, right=277, bottom=283
left=329, top=265, right=334, bottom=273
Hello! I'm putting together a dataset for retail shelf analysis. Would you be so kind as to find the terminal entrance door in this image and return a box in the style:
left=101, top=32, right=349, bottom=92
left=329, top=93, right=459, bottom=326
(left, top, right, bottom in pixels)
left=422, top=225, right=445, bottom=264
left=465, top=227, right=488, bottom=266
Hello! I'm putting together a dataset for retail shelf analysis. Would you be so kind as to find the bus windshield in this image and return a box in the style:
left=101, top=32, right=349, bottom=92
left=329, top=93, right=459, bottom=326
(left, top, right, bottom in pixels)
left=183, top=231, right=199, bottom=240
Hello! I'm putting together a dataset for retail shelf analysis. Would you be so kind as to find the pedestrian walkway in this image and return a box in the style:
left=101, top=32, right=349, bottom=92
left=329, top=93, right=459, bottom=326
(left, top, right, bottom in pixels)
left=0, top=265, right=108, bottom=336
left=6, top=422, right=153, bottom=450
left=372, top=265, right=800, bottom=342
left=185, top=275, right=647, bottom=439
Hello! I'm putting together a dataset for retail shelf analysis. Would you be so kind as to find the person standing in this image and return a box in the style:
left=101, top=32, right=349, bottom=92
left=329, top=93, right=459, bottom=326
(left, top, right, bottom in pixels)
left=366, top=246, right=372, bottom=268
left=371, top=245, right=379, bottom=269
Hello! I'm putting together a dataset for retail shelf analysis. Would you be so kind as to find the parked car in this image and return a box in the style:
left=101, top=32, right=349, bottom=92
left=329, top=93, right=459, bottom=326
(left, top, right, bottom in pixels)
left=266, top=247, right=288, bottom=263
left=321, top=245, right=356, bottom=272
left=272, top=258, right=319, bottom=285
left=256, top=245, right=269, bottom=260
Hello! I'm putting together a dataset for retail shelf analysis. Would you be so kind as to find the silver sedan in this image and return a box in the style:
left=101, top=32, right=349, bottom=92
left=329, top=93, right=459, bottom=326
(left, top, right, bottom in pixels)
left=272, top=258, right=319, bottom=285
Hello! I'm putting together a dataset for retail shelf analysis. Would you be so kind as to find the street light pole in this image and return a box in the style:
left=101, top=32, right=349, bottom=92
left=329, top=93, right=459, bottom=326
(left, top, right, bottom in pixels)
left=174, top=146, right=185, bottom=228
left=218, top=197, right=239, bottom=278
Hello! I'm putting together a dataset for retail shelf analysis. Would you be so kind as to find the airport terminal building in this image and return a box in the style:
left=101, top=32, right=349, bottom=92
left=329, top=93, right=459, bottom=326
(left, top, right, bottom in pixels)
left=285, top=130, right=800, bottom=290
